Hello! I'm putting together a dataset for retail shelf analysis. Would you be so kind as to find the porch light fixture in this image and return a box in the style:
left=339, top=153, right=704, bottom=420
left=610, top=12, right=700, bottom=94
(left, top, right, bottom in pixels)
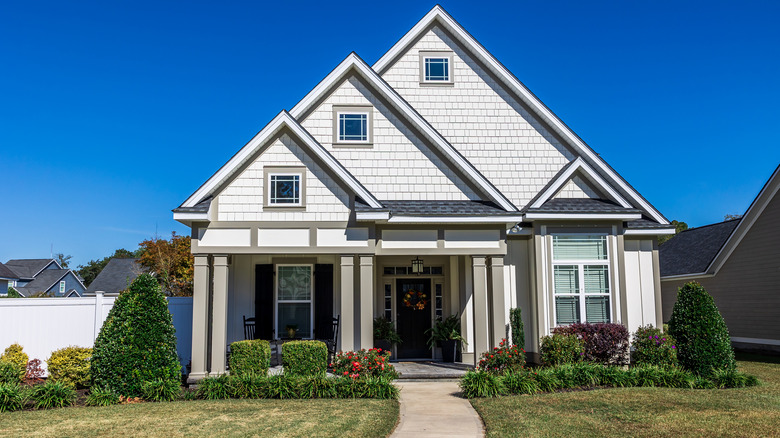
left=411, top=256, right=424, bottom=275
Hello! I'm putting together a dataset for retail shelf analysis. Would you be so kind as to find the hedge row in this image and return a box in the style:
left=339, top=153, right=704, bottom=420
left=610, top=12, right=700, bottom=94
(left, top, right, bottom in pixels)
left=199, top=374, right=398, bottom=400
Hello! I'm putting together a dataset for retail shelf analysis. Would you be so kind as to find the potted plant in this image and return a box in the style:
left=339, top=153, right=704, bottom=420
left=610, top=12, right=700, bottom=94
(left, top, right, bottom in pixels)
left=426, top=315, right=467, bottom=363
left=373, top=317, right=402, bottom=352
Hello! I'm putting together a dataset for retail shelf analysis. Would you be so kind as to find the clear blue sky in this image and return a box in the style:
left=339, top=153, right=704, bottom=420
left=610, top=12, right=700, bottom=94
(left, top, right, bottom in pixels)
left=2, top=1, right=778, bottom=268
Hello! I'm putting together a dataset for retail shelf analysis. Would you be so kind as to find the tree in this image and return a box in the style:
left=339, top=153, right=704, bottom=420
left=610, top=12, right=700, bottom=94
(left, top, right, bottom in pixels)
left=54, top=253, right=71, bottom=268
left=724, top=213, right=743, bottom=220
left=658, top=219, right=689, bottom=245
left=77, top=248, right=139, bottom=287
left=137, top=232, right=193, bottom=296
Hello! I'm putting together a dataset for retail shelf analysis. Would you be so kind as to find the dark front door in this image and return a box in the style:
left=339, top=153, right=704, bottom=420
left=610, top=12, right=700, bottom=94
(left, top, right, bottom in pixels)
left=396, top=278, right=432, bottom=359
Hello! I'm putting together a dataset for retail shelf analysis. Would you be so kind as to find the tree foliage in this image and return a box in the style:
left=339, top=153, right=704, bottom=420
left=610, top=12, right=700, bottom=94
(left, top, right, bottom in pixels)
left=658, top=219, right=689, bottom=244
left=137, top=232, right=193, bottom=296
left=54, top=253, right=72, bottom=269
left=724, top=213, right=743, bottom=220
left=77, top=249, right=139, bottom=287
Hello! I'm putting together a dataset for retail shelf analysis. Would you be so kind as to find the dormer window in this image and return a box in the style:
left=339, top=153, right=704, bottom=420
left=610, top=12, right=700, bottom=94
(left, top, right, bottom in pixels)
left=333, top=106, right=373, bottom=146
left=420, top=51, right=454, bottom=85
left=264, top=167, right=306, bottom=208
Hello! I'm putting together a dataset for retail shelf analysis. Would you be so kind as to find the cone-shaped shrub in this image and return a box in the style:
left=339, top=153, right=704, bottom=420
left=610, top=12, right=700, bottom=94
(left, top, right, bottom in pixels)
left=668, top=281, right=735, bottom=376
left=91, top=274, right=181, bottom=396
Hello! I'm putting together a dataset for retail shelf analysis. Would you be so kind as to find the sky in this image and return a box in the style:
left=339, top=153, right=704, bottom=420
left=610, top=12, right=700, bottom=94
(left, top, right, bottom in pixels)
left=1, top=1, right=778, bottom=268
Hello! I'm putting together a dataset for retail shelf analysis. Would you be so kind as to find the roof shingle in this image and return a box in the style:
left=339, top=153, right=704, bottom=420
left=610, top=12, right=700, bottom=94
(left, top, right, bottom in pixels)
left=659, top=219, right=740, bottom=277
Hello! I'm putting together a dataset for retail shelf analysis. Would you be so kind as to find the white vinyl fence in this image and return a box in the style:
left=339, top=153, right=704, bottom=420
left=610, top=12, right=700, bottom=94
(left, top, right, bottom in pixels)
left=0, top=292, right=192, bottom=374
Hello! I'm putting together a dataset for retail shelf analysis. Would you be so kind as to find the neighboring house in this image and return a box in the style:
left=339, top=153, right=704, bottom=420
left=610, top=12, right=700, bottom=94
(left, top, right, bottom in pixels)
left=660, top=164, right=780, bottom=354
left=4, top=258, right=86, bottom=297
left=173, top=6, right=674, bottom=380
left=0, top=262, right=20, bottom=296
left=85, top=258, right=145, bottom=296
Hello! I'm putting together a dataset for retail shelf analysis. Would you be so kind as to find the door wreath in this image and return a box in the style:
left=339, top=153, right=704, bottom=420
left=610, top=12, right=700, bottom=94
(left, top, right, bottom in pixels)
left=402, top=289, right=428, bottom=310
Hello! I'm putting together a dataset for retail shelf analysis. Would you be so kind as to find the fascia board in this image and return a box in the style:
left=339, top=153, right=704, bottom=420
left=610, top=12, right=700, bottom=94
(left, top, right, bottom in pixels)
left=624, top=228, right=676, bottom=236
left=355, top=211, right=391, bottom=221
left=524, top=213, right=642, bottom=220
left=374, top=6, right=667, bottom=224
left=530, top=157, right=631, bottom=209
left=174, top=212, right=209, bottom=221
left=386, top=215, right=523, bottom=224
left=660, top=273, right=714, bottom=281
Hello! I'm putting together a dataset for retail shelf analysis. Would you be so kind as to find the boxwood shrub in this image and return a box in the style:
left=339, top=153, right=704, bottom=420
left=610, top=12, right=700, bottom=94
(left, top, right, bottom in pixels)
left=282, top=340, right=327, bottom=377
left=553, top=323, right=630, bottom=365
left=668, top=281, right=736, bottom=376
left=91, top=274, right=181, bottom=397
left=631, top=325, right=678, bottom=366
left=229, top=339, right=271, bottom=377
left=540, top=333, right=584, bottom=366
left=47, top=346, right=92, bottom=388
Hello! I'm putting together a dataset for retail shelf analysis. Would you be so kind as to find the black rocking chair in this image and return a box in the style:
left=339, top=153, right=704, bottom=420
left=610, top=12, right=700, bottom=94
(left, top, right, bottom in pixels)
left=243, top=315, right=256, bottom=340
left=327, top=315, right=340, bottom=365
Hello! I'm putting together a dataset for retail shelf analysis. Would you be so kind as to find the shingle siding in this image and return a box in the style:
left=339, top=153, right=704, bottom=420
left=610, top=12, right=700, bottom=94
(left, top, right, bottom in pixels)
left=552, top=175, right=602, bottom=199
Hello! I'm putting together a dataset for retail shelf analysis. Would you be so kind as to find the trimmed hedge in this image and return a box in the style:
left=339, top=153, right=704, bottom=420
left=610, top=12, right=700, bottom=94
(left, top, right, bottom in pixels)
left=47, top=346, right=92, bottom=388
left=91, top=274, right=181, bottom=397
left=552, top=323, right=630, bottom=365
left=197, top=374, right=398, bottom=400
left=282, top=341, right=327, bottom=377
left=540, top=333, right=584, bottom=366
left=229, top=339, right=271, bottom=377
left=668, top=282, right=736, bottom=376
left=632, top=325, right=678, bottom=366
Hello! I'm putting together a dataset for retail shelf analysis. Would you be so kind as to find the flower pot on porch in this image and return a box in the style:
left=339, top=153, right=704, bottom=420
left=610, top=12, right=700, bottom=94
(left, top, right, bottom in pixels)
left=375, top=339, right=393, bottom=353
left=440, top=339, right=458, bottom=363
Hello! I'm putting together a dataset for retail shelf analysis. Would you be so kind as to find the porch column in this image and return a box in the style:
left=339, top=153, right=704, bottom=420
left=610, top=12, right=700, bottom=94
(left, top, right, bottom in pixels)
left=210, top=255, right=229, bottom=375
left=359, top=256, right=374, bottom=350
left=490, top=256, right=506, bottom=348
left=472, top=256, right=490, bottom=361
left=340, top=255, right=355, bottom=351
left=190, top=255, right=209, bottom=381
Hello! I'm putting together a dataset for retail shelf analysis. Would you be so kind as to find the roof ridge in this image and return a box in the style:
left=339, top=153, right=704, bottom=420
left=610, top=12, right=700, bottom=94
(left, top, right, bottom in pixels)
left=678, top=218, right=741, bottom=234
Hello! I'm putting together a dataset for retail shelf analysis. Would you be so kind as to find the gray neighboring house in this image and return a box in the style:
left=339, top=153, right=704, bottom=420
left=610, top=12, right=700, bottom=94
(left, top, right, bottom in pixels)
left=660, top=163, right=780, bottom=354
left=0, top=262, right=20, bottom=295
left=85, top=258, right=145, bottom=296
left=4, top=258, right=86, bottom=297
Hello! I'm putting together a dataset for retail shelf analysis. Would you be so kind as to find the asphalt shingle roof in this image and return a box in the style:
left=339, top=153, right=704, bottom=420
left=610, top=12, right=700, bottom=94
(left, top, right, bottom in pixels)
left=355, top=199, right=516, bottom=216
left=527, top=198, right=642, bottom=214
left=17, top=269, right=70, bottom=294
left=0, top=262, right=19, bottom=280
left=4, top=259, right=56, bottom=279
left=172, top=197, right=211, bottom=213
left=659, top=219, right=741, bottom=277
left=86, top=258, right=145, bottom=294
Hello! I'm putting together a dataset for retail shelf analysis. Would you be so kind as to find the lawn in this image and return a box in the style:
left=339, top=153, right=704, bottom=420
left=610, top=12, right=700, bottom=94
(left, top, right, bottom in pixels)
left=470, top=355, right=780, bottom=438
left=0, top=398, right=398, bottom=438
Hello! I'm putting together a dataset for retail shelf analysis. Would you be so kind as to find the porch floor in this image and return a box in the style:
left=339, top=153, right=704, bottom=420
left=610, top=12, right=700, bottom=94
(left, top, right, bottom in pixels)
left=393, top=361, right=472, bottom=380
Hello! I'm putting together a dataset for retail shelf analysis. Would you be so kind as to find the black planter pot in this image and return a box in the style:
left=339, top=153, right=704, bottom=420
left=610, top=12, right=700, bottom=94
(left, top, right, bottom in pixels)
left=375, top=339, right=393, bottom=353
left=440, top=339, right=458, bottom=363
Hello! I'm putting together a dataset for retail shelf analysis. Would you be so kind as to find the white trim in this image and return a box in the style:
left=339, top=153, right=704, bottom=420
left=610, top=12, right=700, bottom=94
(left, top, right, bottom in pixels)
left=174, top=212, right=209, bottom=221
left=289, top=53, right=517, bottom=212
left=355, top=211, right=391, bottom=221
left=530, top=157, right=632, bottom=209
left=373, top=6, right=667, bottom=224
left=731, top=336, right=780, bottom=346
left=179, top=111, right=382, bottom=210
left=524, top=213, right=642, bottom=220
left=624, top=228, right=676, bottom=236
left=267, top=172, right=303, bottom=206
left=336, top=110, right=371, bottom=144
left=660, top=273, right=714, bottom=281
left=387, top=215, right=523, bottom=224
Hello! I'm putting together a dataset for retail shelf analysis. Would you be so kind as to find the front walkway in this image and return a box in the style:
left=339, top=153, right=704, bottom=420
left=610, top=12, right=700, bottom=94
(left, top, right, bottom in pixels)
left=391, top=381, right=484, bottom=438
left=394, top=361, right=472, bottom=380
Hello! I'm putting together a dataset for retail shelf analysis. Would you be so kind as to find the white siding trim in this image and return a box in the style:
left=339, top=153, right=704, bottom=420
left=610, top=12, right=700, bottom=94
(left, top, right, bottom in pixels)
left=530, top=157, right=632, bottom=209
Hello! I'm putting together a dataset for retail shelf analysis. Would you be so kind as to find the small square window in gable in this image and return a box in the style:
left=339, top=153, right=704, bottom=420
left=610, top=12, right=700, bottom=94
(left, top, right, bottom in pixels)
left=419, top=51, right=454, bottom=85
left=332, top=105, right=373, bottom=146
left=263, top=166, right=306, bottom=209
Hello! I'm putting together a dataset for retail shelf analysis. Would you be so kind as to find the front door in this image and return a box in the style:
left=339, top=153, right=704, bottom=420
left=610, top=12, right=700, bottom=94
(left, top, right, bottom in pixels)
left=395, top=278, right=432, bottom=359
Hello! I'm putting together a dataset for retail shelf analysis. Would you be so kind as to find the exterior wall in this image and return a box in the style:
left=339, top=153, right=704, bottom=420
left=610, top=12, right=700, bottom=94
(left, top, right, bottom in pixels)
left=661, top=191, right=780, bottom=348
left=216, top=133, right=351, bottom=222
left=505, top=238, right=537, bottom=354
left=622, top=238, right=660, bottom=334
left=552, top=175, right=603, bottom=200
left=0, top=279, right=8, bottom=295
left=381, top=25, right=576, bottom=208
left=46, top=272, right=85, bottom=297
left=299, top=75, right=479, bottom=201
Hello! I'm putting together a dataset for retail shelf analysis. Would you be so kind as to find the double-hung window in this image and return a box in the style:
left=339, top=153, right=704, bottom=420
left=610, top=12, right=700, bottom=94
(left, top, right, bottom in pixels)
left=276, top=265, right=313, bottom=339
left=552, top=235, right=611, bottom=325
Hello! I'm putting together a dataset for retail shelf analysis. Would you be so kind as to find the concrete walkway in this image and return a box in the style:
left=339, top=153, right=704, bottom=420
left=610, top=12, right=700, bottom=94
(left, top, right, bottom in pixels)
left=391, top=381, right=484, bottom=438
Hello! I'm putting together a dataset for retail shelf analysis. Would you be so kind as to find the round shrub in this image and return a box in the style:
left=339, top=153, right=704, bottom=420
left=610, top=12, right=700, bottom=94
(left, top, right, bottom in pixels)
left=47, top=346, right=92, bottom=388
left=631, top=325, right=677, bottom=366
left=91, top=273, right=181, bottom=397
left=668, top=281, right=735, bottom=376
left=0, top=343, right=28, bottom=375
left=477, top=338, right=525, bottom=374
left=540, top=333, right=584, bottom=366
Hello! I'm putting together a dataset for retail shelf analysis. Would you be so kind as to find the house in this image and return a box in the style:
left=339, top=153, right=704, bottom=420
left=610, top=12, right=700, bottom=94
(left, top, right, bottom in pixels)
left=3, top=258, right=86, bottom=297
left=173, top=6, right=674, bottom=380
left=660, top=164, right=780, bottom=354
left=85, top=258, right=145, bottom=296
left=0, top=262, right=20, bottom=296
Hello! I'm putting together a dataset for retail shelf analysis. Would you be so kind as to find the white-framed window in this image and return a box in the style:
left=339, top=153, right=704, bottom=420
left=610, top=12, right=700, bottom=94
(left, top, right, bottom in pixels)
left=434, top=283, right=443, bottom=319
left=552, top=234, right=611, bottom=325
left=268, top=173, right=301, bottom=205
left=338, top=112, right=368, bottom=142
left=275, top=265, right=313, bottom=339
left=420, top=51, right=454, bottom=84
left=59, top=280, right=66, bottom=294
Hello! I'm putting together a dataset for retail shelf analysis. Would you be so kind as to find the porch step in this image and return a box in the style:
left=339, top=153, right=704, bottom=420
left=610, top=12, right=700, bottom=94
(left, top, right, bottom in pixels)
left=393, top=361, right=471, bottom=380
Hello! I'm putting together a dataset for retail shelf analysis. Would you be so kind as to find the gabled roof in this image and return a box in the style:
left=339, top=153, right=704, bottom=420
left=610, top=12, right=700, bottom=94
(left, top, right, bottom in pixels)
left=0, top=262, right=19, bottom=281
left=659, top=219, right=741, bottom=277
left=373, top=5, right=667, bottom=224
left=15, top=269, right=76, bottom=295
left=176, top=111, right=383, bottom=214
left=355, top=199, right=517, bottom=216
left=85, top=258, right=145, bottom=295
left=4, top=259, right=60, bottom=279
left=289, top=52, right=517, bottom=212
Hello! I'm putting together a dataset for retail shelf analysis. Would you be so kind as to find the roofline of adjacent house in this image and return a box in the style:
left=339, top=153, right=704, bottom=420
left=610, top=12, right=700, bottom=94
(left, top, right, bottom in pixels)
left=29, top=270, right=85, bottom=295
left=660, top=272, right=714, bottom=281
left=373, top=5, right=668, bottom=224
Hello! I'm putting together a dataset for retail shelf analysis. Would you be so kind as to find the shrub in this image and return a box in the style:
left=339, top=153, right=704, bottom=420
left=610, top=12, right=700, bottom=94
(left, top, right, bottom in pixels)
left=632, top=325, right=677, bottom=366
left=373, top=317, right=402, bottom=344
left=477, top=338, right=526, bottom=374
left=332, top=348, right=398, bottom=379
left=503, top=370, right=540, bottom=394
left=265, top=374, right=299, bottom=399
left=229, top=373, right=267, bottom=399
left=30, top=381, right=76, bottom=409
left=299, top=375, right=336, bottom=399
left=197, top=375, right=231, bottom=400
left=532, top=368, right=562, bottom=392
left=711, top=368, right=759, bottom=389
left=47, top=346, right=92, bottom=388
left=23, top=359, right=45, bottom=386
left=509, top=307, right=525, bottom=348
left=668, top=281, right=736, bottom=376
left=91, top=274, right=181, bottom=397
left=0, top=382, right=24, bottom=412
left=553, top=323, right=630, bottom=365
left=540, top=333, right=584, bottom=366
left=460, top=371, right=506, bottom=398
left=0, top=343, right=28, bottom=375
left=0, top=360, right=23, bottom=384
left=141, top=377, right=180, bottom=402
left=85, top=386, right=120, bottom=406
left=229, top=339, right=271, bottom=377
left=282, top=341, right=328, bottom=377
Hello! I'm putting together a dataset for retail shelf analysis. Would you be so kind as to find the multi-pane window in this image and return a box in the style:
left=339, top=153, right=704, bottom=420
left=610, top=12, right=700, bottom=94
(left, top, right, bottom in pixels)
left=338, top=113, right=368, bottom=142
left=424, top=57, right=450, bottom=81
left=269, top=174, right=300, bottom=205
left=434, top=283, right=443, bottom=319
left=277, top=265, right=312, bottom=338
left=59, top=281, right=66, bottom=294
left=552, top=235, right=610, bottom=325
left=384, top=283, right=392, bottom=320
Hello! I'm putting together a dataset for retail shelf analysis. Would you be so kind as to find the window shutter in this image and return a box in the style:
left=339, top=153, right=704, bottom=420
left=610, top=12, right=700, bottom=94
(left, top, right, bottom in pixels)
left=314, top=264, right=334, bottom=340
left=255, top=264, right=274, bottom=339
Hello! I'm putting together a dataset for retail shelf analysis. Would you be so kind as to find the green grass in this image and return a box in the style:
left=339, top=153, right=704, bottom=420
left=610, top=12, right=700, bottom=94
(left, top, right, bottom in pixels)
left=470, top=356, right=780, bottom=438
left=0, top=398, right=398, bottom=438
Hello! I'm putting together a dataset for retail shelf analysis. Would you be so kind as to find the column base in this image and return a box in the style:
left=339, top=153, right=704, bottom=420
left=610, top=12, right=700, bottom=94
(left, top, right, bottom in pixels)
left=186, top=372, right=208, bottom=384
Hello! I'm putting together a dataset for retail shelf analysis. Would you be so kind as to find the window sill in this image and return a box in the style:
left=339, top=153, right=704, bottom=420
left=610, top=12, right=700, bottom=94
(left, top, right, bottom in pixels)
left=419, top=81, right=454, bottom=87
left=333, top=142, right=373, bottom=148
